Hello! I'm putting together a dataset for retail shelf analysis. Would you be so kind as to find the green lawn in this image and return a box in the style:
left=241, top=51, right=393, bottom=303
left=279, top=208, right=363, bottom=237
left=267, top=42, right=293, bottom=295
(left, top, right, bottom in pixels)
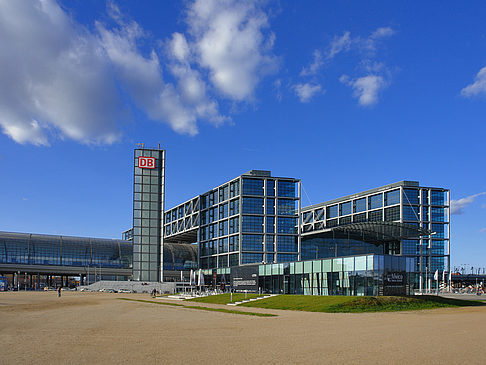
left=185, top=293, right=265, bottom=305
left=239, top=295, right=486, bottom=313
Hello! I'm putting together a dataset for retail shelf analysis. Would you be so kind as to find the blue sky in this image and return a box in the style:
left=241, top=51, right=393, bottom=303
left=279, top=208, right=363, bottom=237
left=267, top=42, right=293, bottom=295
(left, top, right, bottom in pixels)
left=0, top=1, right=485, bottom=269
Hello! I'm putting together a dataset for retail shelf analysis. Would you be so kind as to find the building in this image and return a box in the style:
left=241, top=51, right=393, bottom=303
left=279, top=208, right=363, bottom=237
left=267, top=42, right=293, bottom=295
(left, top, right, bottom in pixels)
left=0, top=231, right=196, bottom=289
left=163, top=170, right=301, bottom=269
left=1, top=146, right=450, bottom=295
left=300, top=181, right=450, bottom=290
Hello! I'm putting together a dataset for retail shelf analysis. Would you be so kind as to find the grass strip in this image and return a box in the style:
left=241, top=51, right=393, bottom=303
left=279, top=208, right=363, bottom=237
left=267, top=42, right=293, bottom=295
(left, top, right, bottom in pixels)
left=118, top=297, right=276, bottom=317
left=185, top=293, right=265, bottom=305
left=240, top=295, right=486, bottom=313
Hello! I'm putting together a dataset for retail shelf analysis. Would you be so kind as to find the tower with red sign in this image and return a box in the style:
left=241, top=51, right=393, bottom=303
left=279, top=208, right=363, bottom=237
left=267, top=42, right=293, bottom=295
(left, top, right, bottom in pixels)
left=132, top=144, right=166, bottom=282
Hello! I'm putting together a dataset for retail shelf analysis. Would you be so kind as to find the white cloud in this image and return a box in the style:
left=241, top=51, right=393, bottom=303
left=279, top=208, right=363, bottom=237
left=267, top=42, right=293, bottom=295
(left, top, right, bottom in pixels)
left=480, top=227, right=486, bottom=233
left=0, top=0, right=121, bottom=145
left=327, top=31, right=352, bottom=60
left=451, top=192, right=486, bottom=215
left=186, top=0, right=278, bottom=100
left=293, top=83, right=322, bottom=103
left=300, top=50, right=323, bottom=76
left=340, top=74, right=387, bottom=106
left=1, top=0, right=274, bottom=145
left=461, top=66, right=486, bottom=98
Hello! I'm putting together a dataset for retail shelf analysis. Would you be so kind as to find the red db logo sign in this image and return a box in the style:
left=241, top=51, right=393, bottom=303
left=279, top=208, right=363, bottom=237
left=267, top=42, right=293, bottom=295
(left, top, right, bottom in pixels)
left=138, top=156, right=156, bottom=169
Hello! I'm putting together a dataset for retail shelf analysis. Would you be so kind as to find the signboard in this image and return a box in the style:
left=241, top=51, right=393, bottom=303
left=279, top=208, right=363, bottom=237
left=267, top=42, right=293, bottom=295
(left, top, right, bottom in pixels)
left=230, top=266, right=259, bottom=293
left=138, top=156, right=156, bottom=169
left=383, top=272, right=406, bottom=296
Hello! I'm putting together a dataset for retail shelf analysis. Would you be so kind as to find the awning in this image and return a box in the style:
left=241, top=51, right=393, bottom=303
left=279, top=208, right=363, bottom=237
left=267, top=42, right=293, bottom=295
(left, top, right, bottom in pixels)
left=302, top=221, right=432, bottom=244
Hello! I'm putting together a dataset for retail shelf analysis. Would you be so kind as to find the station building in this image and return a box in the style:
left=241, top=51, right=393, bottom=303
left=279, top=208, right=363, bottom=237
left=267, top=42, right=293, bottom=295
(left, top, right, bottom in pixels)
left=0, top=146, right=450, bottom=294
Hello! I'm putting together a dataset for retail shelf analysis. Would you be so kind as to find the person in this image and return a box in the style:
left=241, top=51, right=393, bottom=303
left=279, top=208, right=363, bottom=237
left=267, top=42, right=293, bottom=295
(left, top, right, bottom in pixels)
left=57, top=286, right=61, bottom=298
left=151, top=288, right=156, bottom=298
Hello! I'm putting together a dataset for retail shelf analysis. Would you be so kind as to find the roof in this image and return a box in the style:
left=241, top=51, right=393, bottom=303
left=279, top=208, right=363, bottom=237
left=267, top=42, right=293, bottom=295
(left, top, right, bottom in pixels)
left=302, top=221, right=432, bottom=244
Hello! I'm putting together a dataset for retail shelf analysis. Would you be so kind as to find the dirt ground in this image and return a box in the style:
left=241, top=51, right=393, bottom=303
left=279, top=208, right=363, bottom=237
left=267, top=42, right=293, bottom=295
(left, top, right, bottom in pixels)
left=1, top=291, right=485, bottom=364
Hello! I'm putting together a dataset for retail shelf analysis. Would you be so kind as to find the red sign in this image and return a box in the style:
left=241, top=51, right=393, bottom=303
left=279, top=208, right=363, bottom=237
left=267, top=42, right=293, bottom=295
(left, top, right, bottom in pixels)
left=138, top=156, right=156, bottom=169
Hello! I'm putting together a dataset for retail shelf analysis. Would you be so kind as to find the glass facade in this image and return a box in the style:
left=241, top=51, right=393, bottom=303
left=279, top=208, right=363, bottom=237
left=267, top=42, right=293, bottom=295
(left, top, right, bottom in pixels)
left=257, top=255, right=415, bottom=295
left=300, top=181, right=450, bottom=291
left=0, top=232, right=131, bottom=269
left=132, top=148, right=165, bottom=282
left=164, top=171, right=300, bottom=270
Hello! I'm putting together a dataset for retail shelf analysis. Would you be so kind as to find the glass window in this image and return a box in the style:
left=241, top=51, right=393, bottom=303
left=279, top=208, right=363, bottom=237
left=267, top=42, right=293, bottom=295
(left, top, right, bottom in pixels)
left=277, top=199, right=296, bottom=216
left=242, top=178, right=264, bottom=196
left=276, top=236, right=298, bottom=252
left=339, top=201, right=351, bottom=216
left=353, top=198, right=366, bottom=213
left=403, top=189, right=419, bottom=205
left=353, top=213, right=367, bottom=223
left=403, top=206, right=419, bottom=221
left=241, top=235, right=263, bottom=251
left=230, top=180, right=240, bottom=198
left=277, top=181, right=296, bottom=197
left=266, top=180, right=275, bottom=196
left=242, top=216, right=264, bottom=233
left=242, top=197, right=264, bottom=214
left=241, top=253, right=263, bottom=264
left=368, top=194, right=383, bottom=210
left=229, top=198, right=239, bottom=216
left=327, top=205, right=338, bottom=218
left=277, top=217, right=296, bottom=233
left=368, top=210, right=382, bottom=222
left=266, top=198, right=275, bottom=215
left=384, top=206, right=400, bottom=221
left=431, top=190, right=445, bottom=205
left=384, top=189, right=400, bottom=206
left=266, top=217, right=274, bottom=233
left=431, top=207, right=445, bottom=222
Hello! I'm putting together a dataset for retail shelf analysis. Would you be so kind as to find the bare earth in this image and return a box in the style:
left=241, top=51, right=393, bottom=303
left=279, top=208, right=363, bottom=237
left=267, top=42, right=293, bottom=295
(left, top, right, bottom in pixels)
left=1, top=292, right=485, bottom=364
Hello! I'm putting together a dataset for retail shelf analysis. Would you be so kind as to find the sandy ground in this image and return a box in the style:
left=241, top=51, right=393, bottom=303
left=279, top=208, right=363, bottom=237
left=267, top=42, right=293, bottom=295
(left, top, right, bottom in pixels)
left=1, top=291, right=485, bottom=364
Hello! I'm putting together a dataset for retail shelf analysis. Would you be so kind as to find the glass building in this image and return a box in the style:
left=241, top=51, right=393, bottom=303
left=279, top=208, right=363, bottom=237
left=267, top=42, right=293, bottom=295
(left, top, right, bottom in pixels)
left=0, top=231, right=197, bottom=288
left=300, top=181, right=450, bottom=290
left=164, top=170, right=301, bottom=270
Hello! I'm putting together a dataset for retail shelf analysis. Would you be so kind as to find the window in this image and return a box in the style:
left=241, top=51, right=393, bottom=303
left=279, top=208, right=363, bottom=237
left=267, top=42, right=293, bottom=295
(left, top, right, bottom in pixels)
left=230, top=181, right=240, bottom=198
left=229, top=235, right=239, bottom=251
left=229, top=199, right=239, bottom=216
left=219, top=185, right=229, bottom=202
left=277, top=254, right=298, bottom=263
left=384, top=206, right=400, bottom=221
left=242, top=216, right=264, bottom=232
left=241, top=253, right=263, bottom=264
left=266, top=217, right=275, bottom=233
left=353, top=213, right=367, bottom=223
left=340, top=201, right=352, bottom=216
left=327, top=205, right=338, bottom=218
left=266, top=180, right=275, bottom=196
left=242, top=178, right=264, bottom=196
left=266, top=198, right=275, bottom=215
left=277, top=199, right=296, bottom=215
left=229, top=217, right=239, bottom=234
left=326, top=218, right=338, bottom=227
left=403, top=206, right=419, bottom=221
left=368, top=210, right=382, bottom=222
left=218, top=220, right=228, bottom=237
left=431, top=191, right=445, bottom=205
left=277, top=217, right=296, bottom=233
left=339, top=216, right=351, bottom=225
left=277, top=181, right=296, bottom=197
left=242, top=235, right=263, bottom=251
left=431, top=207, right=445, bottom=222
left=353, top=198, right=366, bottom=213
left=403, top=189, right=419, bottom=205
left=276, top=236, right=298, bottom=252
left=242, top=197, right=264, bottom=214
left=219, top=203, right=228, bottom=219
left=368, top=194, right=383, bottom=210
left=384, top=189, right=400, bottom=206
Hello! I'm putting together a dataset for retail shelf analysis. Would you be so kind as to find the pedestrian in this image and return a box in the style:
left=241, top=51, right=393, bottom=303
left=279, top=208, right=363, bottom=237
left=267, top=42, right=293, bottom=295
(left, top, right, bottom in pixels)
left=57, top=286, right=61, bottom=298
left=151, top=288, right=156, bottom=298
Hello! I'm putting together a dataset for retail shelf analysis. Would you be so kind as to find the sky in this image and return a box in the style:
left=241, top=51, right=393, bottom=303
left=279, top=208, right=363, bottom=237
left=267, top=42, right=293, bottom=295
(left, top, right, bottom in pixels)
left=0, top=0, right=485, bottom=269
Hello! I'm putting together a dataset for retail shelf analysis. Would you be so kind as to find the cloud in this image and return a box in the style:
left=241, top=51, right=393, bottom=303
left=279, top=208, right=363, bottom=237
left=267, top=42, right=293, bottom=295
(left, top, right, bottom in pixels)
left=340, top=74, right=387, bottom=106
left=461, top=66, right=486, bottom=98
left=450, top=192, right=486, bottom=215
left=0, top=0, right=121, bottom=145
left=480, top=227, right=486, bottom=233
left=185, top=0, right=278, bottom=100
left=0, top=0, right=275, bottom=145
left=293, top=83, right=322, bottom=103
left=296, top=26, right=394, bottom=104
